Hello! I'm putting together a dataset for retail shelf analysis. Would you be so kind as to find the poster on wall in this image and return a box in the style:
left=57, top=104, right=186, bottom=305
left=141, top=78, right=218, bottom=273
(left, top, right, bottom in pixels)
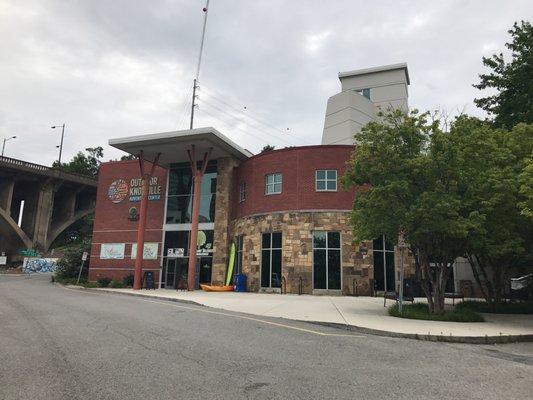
left=197, top=230, right=213, bottom=256
left=100, top=243, right=126, bottom=259
left=131, top=242, right=159, bottom=260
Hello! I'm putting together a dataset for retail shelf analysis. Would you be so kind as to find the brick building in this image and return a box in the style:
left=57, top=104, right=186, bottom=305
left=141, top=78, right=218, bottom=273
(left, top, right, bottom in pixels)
left=89, top=127, right=416, bottom=295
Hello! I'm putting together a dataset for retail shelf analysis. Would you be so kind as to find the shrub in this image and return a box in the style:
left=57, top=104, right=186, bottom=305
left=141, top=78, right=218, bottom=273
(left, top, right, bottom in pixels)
left=55, top=239, right=91, bottom=280
left=97, top=277, right=112, bottom=287
left=456, top=300, right=533, bottom=314
left=109, top=279, right=126, bottom=288
left=389, top=303, right=484, bottom=322
left=122, top=274, right=134, bottom=287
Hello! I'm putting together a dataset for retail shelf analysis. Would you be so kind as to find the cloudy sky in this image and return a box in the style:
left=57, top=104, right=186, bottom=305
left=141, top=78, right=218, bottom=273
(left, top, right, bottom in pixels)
left=1, top=0, right=531, bottom=165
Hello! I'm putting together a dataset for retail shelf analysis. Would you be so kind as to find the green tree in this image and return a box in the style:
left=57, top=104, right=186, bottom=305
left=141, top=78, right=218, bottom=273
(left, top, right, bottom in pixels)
left=343, top=110, right=476, bottom=313
left=53, top=146, right=104, bottom=178
left=473, top=21, right=533, bottom=129
left=518, top=155, right=533, bottom=218
left=452, top=118, right=533, bottom=301
left=261, top=145, right=275, bottom=153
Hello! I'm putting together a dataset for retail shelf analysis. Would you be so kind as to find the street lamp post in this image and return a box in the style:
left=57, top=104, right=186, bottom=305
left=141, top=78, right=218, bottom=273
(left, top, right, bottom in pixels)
left=1, top=136, right=17, bottom=157
left=51, top=124, right=66, bottom=165
left=398, top=230, right=407, bottom=315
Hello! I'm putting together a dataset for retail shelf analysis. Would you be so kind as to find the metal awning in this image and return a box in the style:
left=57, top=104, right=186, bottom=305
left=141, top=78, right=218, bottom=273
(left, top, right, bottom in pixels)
left=109, top=127, right=253, bottom=167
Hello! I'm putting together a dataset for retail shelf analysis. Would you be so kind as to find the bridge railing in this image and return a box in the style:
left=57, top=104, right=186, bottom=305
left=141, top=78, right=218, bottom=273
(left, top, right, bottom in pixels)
left=0, top=155, right=97, bottom=186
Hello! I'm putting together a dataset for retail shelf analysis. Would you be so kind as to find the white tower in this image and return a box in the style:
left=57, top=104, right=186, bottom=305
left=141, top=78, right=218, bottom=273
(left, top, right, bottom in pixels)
left=321, top=63, right=410, bottom=145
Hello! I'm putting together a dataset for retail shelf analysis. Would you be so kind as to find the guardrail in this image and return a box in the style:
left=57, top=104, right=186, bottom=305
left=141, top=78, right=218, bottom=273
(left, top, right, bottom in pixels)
left=0, top=155, right=97, bottom=185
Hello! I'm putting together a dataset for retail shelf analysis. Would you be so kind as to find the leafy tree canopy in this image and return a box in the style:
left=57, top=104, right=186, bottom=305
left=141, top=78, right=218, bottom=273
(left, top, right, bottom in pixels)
left=261, top=145, right=275, bottom=153
left=343, top=109, right=475, bottom=312
left=448, top=117, right=533, bottom=301
left=473, top=21, right=533, bottom=129
left=52, top=146, right=103, bottom=178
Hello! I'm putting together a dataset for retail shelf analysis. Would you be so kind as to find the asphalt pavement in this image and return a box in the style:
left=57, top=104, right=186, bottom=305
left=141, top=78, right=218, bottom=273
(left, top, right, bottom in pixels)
left=1, top=273, right=532, bottom=400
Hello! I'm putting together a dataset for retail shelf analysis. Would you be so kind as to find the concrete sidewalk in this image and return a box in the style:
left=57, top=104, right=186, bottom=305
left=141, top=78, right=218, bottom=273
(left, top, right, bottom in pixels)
left=92, top=288, right=533, bottom=343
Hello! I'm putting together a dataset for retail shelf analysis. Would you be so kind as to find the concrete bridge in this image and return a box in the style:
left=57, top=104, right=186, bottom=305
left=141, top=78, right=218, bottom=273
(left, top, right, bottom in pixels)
left=0, top=156, right=97, bottom=260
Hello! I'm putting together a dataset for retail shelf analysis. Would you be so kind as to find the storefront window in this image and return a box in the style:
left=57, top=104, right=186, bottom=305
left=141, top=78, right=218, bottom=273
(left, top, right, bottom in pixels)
left=313, top=231, right=341, bottom=290
left=373, top=235, right=395, bottom=292
left=261, top=232, right=282, bottom=288
left=162, top=230, right=214, bottom=288
left=166, top=162, right=217, bottom=224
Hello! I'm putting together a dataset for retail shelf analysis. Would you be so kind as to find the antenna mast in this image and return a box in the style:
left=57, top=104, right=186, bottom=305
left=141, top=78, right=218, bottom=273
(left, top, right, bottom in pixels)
left=190, top=0, right=210, bottom=129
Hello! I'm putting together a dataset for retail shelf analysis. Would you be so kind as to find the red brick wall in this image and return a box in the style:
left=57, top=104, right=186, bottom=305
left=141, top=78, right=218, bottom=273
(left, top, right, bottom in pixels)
left=89, top=160, right=167, bottom=282
left=233, top=145, right=357, bottom=218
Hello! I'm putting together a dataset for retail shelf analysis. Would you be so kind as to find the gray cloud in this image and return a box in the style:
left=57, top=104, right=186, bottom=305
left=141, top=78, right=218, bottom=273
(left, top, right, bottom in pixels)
left=1, top=0, right=531, bottom=164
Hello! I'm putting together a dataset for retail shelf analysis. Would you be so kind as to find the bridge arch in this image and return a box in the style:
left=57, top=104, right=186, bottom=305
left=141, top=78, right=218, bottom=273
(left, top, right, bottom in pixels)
left=46, top=209, right=93, bottom=251
left=0, top=207, right=33, bottom=249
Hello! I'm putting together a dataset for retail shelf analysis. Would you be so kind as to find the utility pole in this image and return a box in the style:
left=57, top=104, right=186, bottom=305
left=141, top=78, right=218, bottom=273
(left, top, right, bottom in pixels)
left=190, top=78, right=199, bottom=129
left=189, top=0, right=210, bottom=129
left=51, top=123, right=66, bottom=165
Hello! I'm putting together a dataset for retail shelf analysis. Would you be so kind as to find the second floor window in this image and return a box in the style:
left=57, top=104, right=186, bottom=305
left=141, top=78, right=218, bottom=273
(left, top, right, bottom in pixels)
left=265, top=173, right=282, bottom=195
left=316, top=170, right=337, bottom=191
left=356, top=88, right=371, bottom=100
left=239, top=182, right=246, bottom=202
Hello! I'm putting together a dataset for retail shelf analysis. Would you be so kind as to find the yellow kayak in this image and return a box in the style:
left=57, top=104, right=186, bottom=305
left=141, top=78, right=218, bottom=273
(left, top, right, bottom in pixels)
left=200, top=284, right=234, bottom=292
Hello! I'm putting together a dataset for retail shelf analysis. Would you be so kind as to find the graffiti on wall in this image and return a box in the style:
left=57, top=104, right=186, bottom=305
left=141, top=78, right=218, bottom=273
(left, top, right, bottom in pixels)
left=22, top=258, right=59, bottom=273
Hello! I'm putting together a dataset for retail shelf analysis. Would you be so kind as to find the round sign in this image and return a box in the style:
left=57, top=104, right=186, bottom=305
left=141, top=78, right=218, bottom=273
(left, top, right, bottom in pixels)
left=108, top=179, right=128, bottom=203
left=197, top=230, right=207, bottom=247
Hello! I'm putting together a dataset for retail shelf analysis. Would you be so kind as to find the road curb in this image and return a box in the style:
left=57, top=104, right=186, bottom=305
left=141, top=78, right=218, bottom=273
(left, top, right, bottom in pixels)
left=301, top=320, right=533, bottom=344
left=62, top=285, right=533, bottom=345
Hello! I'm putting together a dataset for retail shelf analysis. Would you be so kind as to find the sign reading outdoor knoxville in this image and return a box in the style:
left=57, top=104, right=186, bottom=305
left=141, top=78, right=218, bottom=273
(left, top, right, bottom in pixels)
left=108, top=177, right=162, bottom=203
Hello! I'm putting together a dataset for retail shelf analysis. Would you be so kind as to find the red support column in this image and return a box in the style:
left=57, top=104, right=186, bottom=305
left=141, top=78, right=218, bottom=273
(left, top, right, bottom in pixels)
left=187, top=170, right=203, bottom=291
left=133, top=170, right=149, bottom=290
left=133, top=151, right=161, bottom=290
left=186, top=146, right=212, bottom=291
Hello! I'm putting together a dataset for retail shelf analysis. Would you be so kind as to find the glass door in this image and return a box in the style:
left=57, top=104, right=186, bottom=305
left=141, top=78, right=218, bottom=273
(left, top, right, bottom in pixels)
left=197, top=256, right=212, bottom=285
left=164, top=258, right=177, bottom=289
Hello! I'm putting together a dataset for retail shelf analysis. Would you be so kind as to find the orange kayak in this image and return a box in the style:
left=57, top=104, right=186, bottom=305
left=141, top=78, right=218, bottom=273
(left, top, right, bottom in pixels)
left=200, top=284, right=234, bottom=292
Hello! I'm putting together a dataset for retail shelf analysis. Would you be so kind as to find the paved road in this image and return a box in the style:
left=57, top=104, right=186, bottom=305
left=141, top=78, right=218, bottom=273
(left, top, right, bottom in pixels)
left=1, top=274, right=532, bottom=400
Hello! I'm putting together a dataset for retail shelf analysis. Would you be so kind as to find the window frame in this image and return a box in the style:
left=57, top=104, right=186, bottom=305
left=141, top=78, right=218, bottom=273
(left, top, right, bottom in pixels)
left=355, top=88, right=371, bottom=100
left=312, top=231, right=342, bottom=290
left=260, top=232, right=282, bottom=288
left=372, top=235, right=395, bottom=292
left=239, top=182, right=246, bottom=202
left=315, top=169, right=338, bottom=192
left=265, top=173, right=282, bottom=195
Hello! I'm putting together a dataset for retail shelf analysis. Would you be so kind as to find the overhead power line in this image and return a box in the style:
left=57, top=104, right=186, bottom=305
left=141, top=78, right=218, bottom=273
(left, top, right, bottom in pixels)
left=196, top=106, right=274, bottom=149
left=198, top=97, right=298, bottom=146
left=201, top=87, right=294, bottom=137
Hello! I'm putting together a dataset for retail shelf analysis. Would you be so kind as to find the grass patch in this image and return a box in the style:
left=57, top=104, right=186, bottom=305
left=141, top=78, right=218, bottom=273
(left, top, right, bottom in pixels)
left=53, top=275, right=101, bottom=288
left=389, top=303, right=484, bottom=322
left=456, top=300, right=533, bottom=314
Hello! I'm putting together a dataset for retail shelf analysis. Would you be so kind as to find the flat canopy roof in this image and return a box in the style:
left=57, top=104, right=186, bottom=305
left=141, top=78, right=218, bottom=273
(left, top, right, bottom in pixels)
left=109, top=127, right=253, bottom=167
left=338, top=62, right=410, bottom=85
